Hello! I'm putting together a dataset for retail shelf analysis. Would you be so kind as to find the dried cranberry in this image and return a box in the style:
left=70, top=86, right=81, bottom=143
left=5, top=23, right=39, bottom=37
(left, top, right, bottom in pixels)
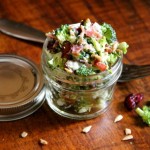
left=134, top=93, right=144, bottom=104
left=47, top=40, right=55, bottom=51
left=62, top=41, right=71, bottom=59
left=124, top=93, right=144, bottom=110
left=124, top=94, right=136, bottom=110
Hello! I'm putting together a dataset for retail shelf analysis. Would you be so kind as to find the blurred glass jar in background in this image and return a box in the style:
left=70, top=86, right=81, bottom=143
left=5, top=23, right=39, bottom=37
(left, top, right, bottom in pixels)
left=41, top=37, right=123, bottom=120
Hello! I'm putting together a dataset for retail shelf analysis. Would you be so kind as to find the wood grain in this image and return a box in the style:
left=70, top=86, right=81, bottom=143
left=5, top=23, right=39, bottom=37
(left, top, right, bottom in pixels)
left=0, top=0, right=150, bottom=149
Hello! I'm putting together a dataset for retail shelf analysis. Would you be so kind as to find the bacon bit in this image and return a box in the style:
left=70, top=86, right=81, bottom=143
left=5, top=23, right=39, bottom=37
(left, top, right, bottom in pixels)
left=85, top=23, right=102, bottom=39
left=85, top=29, right=93, bottom=37
left=92, top=22, right=102, bottom=39
left=71, top=44, right=83, bottom=56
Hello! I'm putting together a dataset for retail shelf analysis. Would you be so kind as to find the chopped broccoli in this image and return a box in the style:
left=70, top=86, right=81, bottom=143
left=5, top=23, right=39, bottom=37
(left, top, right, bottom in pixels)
left=47, top=52, right=65, bottom=69
left=76, top=65, right=95, bottom=76
left=91, top=37, right=103, bottom=52
left=101, top=23, right=117, bottom=43
left=55, top=24, right=76, bottom=43
left=118, top=42, right=129, bottom=54
left=135, top=106, right=150, bottom=126
left=107, top=53, right=118, bottom=66
left=79, top=51, right=86, bottom=59
left=55, top=24, right=69, bottom=43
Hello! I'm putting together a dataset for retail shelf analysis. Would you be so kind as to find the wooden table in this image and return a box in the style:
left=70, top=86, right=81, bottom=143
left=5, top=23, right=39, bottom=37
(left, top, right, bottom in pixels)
left=0, top=0, right=150, bottom=149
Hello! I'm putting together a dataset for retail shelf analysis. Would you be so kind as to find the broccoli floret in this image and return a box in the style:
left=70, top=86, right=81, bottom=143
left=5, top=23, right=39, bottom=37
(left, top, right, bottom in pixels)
left=101, top=23, right=117, bottom=43
left=55, top=24, right=77, bottom=44
left=135, top=106, right=150, bottom=126
left=107, top=53, right=118, bottom=66
left=118, top=42, right=129, bottom=54
left=76, top=65, right=95, bottom=76
left=55, top=24, right=69, bottom=43
left=47, top=52, right=65, bottom=69
left=79, top=51, right=86, bottom=59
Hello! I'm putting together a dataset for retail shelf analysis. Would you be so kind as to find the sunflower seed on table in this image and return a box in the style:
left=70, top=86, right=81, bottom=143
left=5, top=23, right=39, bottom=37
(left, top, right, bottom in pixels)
left=114, top=114, right=123, bottom=123
left=82, top=125, right=92, bottom=133
left=125, top=128, right=132, bottom=135
left=20, top=131, right=28, bottom=138
left=122, top=135, right=133, bottom=141
left=39, top=139, right=48, bottom=145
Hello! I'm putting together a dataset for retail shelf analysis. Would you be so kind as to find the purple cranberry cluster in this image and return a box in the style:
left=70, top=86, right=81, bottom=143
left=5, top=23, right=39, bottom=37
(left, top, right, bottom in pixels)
left=124, top=93, right=144, bottom=110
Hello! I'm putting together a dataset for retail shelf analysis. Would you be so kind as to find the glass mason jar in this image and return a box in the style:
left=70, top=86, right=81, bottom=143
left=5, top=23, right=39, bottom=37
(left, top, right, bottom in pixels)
left=41, top=37, right=123, bottom=120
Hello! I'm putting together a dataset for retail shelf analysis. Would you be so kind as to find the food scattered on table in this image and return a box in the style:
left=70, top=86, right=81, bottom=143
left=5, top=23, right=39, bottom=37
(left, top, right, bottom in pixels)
left=114, top=114, right=123, bottom=123
left=20, top=131, right=28, bottom=138
left=125, top=128, right=132, bottom=135
left=124, top=93, right=143, bottom=110
left=135, top=106, right=150, bottom=126
left=122, top=135, right=133, bottom=141
left=39, top=139, right=48, bottom=145
left=82, top=125, right=92, bottom=133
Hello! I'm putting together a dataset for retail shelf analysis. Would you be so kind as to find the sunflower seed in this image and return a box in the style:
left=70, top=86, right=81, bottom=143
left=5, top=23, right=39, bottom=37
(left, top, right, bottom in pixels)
left=125, top=128, right=132, bottom=135
left=122, top=135, right=133, bottom=141
left=114, top=114, right=123, bottom=123
left=82, top=125, right=92, bottom=133
left=20, top=131, right=28, bottom=138
left=39, top=139, right=48, bottom=145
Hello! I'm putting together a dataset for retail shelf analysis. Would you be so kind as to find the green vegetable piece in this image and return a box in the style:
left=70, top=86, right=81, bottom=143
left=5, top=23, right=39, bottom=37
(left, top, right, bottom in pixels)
left=74, top=99, right=92, bottom=113
left=91, top=38, right=103, bottom=52
left=79, top=51, right=86, bottom=59
left=76, top=65, right=95, bottom=76
left=135, top=106, right=150, bottom=126
left=107, top=53, right=118, bottom=66
left=101, top=23, right=117, bottom=43
left=55, top=24, right=69, bottom=43
left=47, top=52, right=65, bottom=69
left=118, top=42, right=129, bottom=54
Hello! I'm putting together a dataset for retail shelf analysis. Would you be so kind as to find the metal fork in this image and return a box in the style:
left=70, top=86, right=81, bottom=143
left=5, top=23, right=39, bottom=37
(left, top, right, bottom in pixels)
left=118, top=64, right=150, bottom=82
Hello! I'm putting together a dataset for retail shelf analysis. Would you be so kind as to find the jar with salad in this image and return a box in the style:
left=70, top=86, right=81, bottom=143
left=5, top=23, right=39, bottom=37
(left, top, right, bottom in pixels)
left=41, top=19, right=128, bottom=120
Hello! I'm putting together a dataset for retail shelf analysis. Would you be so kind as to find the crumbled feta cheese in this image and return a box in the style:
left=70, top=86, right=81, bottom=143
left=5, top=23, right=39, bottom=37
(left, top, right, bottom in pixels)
left=65, top=60, right=80, bottom=70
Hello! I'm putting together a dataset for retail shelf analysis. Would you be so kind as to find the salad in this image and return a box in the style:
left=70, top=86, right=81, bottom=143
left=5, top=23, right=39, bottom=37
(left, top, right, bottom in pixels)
left=43, top=19, right=128, bottom=117
left=46, top=18, right=128, bottom=76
